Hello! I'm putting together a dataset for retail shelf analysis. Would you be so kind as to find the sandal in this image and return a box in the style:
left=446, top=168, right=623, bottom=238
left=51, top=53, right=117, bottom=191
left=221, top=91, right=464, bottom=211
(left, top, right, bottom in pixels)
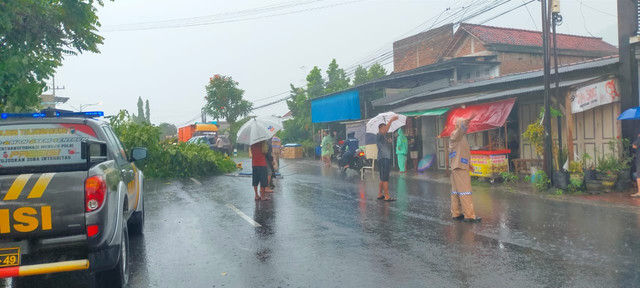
left=255, top=196, right=261, bottom=201
left=384, top=197, right=397, bottom=202
left=376, top=195, right=385, bottom=200
left=631, top=194, right=640, bottom=198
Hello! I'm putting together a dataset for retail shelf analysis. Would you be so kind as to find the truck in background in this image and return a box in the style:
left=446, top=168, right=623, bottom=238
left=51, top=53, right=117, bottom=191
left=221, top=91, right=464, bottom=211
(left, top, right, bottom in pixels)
left=178, top=122, right=218, bottom=142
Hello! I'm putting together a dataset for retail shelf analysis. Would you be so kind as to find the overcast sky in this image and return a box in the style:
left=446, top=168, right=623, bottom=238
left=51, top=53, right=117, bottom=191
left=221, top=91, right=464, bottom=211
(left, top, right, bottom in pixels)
left=54, top=0, right=618, bottom=126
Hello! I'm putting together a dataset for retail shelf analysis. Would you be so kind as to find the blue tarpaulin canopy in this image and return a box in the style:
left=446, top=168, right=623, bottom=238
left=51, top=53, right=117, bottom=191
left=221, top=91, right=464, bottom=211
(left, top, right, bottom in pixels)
left=311, top=90, right=361, bottom=123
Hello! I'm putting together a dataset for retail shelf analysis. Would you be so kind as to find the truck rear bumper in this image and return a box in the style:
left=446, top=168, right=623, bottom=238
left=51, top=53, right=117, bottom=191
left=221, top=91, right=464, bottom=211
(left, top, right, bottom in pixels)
left=0, top=259, right=90, bottom=278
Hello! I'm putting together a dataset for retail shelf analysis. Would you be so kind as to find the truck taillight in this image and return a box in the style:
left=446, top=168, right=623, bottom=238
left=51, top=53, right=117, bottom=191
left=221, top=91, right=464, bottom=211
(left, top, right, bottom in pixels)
left=85, top=176, right=106, bottom=212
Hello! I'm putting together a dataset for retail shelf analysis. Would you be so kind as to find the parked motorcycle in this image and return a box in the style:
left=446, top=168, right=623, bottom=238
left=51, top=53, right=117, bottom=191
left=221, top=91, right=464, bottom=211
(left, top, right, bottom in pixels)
left=337, top=147, right=366, bottom=172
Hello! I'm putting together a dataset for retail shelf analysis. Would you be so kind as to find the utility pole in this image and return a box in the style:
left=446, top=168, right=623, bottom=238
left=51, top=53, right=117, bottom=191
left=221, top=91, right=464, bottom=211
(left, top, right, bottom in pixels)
left=49, top=76, right=65, bottom=97
left=541, top=0, right=554, bottom=180
left=552, top=0, right=563, bottom=163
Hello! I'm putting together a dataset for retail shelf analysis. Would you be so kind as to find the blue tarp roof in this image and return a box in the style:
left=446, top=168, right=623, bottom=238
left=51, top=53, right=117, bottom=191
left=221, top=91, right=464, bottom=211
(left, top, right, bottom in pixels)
left=311, top=90, right=361, bottom=123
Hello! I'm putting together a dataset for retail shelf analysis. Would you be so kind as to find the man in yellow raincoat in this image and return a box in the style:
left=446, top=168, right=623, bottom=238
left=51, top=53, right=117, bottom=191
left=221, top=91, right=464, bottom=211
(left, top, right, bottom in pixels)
left=449, top=116, right=481, bottom=223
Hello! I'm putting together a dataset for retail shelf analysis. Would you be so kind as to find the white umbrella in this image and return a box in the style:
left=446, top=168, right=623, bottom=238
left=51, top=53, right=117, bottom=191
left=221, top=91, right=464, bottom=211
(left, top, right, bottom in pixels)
left=236, top=116, right=283, bottom=145
left=366, top=112, right=407, bottom=134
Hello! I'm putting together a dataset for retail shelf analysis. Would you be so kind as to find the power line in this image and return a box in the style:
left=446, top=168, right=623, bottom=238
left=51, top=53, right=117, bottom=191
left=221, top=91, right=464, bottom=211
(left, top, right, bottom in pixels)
left=253, top=0, right=519, bottom=111
left=102, top=1, right=362, bottom=32
left=521, top=0, right=538, bottom=30
left=577, top=0, right=616, bottom=18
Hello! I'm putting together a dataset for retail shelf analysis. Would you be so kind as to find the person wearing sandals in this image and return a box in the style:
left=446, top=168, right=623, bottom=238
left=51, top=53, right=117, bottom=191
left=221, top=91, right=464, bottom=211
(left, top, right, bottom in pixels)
left=251, top=141, right=270, bottom=201
left=631, top=133, right=640, bottom=198
left=377, top=116, right=399, bottom=202
left=449, top=116, right=481, bottom=223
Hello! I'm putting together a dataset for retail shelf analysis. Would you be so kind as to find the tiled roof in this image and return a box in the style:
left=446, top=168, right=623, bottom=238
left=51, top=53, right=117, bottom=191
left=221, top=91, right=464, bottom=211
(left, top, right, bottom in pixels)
left=459, top=23, right=618, bottom=53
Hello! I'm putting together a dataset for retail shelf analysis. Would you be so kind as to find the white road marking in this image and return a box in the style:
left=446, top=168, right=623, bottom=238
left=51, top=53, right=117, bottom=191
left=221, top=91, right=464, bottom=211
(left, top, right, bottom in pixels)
left=225, top=204, right=262, bottom=228
left=190, top=177, right=202, bottom=185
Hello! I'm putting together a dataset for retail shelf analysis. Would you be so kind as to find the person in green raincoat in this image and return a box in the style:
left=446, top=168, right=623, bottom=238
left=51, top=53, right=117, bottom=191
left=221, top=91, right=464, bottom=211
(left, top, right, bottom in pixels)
left=321, top=130, right=333, bottom=166
left=396, top=127, right=408, bottom=173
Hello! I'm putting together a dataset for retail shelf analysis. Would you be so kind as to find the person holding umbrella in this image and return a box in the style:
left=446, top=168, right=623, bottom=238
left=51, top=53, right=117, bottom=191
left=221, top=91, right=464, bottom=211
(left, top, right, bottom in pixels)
left=449, top=116, right=481, bottom=223
left=367, top=112, right=406, bottom=201
left=236, top=117, right=283, bottom=201
left=631, top=133, right=640, bottom=198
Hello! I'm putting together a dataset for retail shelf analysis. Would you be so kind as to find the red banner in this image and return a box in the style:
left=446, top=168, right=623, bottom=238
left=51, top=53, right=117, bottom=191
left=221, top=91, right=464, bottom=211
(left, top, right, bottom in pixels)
left=439, top=98, right=516, bottom=137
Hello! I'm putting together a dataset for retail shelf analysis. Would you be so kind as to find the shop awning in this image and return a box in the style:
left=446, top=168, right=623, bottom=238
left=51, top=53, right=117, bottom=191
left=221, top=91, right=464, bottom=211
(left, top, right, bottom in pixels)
left=439, top=98, right=516, bottom=137
left=311, top=90, right=361, bottom=123
left=400, top=108, right=450, bottom=117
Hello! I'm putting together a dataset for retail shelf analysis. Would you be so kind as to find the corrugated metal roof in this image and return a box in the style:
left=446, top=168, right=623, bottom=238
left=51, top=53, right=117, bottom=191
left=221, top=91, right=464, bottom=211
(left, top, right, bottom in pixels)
left=372, top=77, right=450, bottom=106
left=394, top=77, right=600, bottom=113
left=377, top=56, right=618, bottom=108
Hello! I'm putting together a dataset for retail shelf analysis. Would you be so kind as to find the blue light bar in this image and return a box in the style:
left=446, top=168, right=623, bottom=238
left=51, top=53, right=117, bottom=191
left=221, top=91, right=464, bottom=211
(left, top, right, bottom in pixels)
left=0, top=111, right=104, bottom=120
left=1, top=112, right=46, bottom=119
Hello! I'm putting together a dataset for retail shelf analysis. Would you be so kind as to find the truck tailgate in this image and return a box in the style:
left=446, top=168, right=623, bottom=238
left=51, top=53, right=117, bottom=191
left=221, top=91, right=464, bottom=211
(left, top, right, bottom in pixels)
left=0, top=172, right=87, bottom=240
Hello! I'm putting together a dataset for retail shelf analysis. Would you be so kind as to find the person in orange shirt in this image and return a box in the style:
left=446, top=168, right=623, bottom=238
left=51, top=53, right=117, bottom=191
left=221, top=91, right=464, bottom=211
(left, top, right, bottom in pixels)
left=251, top=141, right=270, bottom=201
left=449, top=116, right=481, bottom=223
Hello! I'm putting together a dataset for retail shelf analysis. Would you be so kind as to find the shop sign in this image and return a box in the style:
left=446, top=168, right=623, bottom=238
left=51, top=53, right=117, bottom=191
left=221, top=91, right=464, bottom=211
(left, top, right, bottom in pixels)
left=469, top=154, right=509, bottom=177
left=571, top=79, right=620, bottom=114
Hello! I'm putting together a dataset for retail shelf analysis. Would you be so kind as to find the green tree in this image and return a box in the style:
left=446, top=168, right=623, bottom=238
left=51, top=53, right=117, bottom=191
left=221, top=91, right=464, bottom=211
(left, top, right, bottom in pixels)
left=282, top=84, right=311, bottom=143
left=158, top=123, right=177, bottom=139
left=204, top=75, right=252, bottom=123
left=367, top=63, right=387, bottom=79
left=133, top=96, right=145, bottom=124
left=352, top=65, right=369, bottom=86
left=306, top=67, right=325, bottom=99
left=145, top=99, right=151, bottom=123
left=0, top=0, right=111, bottom=112
left=352, top=63, right=387, bottom=86
left=325, top=59, right=350, bottom=94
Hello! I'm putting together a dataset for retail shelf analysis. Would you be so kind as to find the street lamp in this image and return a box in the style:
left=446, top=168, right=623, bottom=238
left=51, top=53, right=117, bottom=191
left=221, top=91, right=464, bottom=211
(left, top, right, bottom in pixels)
left=78, top=102, right=102, bottom=112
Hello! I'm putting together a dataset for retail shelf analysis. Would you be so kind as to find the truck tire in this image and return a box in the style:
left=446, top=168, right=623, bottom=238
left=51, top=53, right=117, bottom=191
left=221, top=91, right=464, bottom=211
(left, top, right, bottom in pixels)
left=96, top=220, right=129, bottom=288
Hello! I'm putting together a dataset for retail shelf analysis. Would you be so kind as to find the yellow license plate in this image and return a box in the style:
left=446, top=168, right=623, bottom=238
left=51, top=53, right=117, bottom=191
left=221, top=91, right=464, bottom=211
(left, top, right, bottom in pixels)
left=0, top=247, right=20, bottom=267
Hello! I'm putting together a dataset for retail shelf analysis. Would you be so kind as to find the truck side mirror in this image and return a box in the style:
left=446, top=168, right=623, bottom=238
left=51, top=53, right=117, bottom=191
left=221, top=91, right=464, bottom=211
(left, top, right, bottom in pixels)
left=82, top=140, right=108, bottom=167
left=131, top=147, right=148, bottom=161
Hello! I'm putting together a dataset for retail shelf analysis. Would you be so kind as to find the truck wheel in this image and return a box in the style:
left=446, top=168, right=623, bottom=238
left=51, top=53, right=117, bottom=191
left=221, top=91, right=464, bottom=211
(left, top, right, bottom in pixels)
left=96, top=220, right=129, bottom=288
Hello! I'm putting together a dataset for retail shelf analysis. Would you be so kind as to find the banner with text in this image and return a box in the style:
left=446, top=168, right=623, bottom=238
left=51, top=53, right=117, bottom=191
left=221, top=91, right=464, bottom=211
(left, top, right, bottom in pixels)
left=571, top=78, right=620, bottom=114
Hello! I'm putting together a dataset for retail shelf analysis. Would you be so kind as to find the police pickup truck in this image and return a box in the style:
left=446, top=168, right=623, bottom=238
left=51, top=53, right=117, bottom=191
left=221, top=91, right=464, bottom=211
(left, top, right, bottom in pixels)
left=0, top=109, right=146, bottom=287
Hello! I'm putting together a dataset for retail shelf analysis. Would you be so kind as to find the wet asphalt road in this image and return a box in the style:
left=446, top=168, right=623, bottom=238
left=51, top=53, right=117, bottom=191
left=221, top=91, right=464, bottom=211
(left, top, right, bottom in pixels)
left=4, top=159, right=640, bottom=287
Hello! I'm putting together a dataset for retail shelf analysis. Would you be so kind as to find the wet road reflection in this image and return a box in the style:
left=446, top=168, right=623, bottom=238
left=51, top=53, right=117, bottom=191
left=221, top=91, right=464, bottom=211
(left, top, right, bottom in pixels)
left=3, top=159, right=640, bottom=287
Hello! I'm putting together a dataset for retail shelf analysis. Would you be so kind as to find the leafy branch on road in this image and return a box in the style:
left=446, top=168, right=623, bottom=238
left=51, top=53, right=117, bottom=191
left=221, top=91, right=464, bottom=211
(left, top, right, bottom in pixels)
left=109, top=110, right=236, bottom=178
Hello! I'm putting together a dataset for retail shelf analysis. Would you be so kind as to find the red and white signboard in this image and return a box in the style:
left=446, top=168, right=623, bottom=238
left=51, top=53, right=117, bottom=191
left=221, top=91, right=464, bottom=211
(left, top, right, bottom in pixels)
left=571, top=79, right=620, bottom=114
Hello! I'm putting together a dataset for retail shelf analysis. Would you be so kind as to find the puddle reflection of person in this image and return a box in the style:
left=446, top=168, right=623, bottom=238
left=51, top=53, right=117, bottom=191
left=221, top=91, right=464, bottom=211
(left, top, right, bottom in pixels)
left=631, top=133, right=640, bottom=198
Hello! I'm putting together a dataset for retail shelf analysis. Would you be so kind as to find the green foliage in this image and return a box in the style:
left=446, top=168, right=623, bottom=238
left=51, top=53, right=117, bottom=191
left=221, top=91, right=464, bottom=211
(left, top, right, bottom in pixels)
left=145, top=99, right=150, bottom=123
left=533, top=170, right=550, bottom=192
left=353, top=63, right=388, bottom=86
left=567, top=178, right=584, bottom=193
left=500, top=172, right=518, bottom=184
left=0, top=0, right=110, bottom=112
left=568, top=161, right=583, bottom=174
left=522, top=119, right=544, bottom=157
left=325, top=59, right=350, bottom=94
left=229, top=116, right=252, bottom=145
left=553, top=189, right=563, bottom=196
left=306, top=66, right=325, bottom=99
left=204, top=74, right=252, bottom=123
left=596, top=140, right=628, bottom=176
left=158, top=123, right=178, bottom=139
left=109, top=110, right=235, bottom=178
left=283, top=84, right=312, bottom=143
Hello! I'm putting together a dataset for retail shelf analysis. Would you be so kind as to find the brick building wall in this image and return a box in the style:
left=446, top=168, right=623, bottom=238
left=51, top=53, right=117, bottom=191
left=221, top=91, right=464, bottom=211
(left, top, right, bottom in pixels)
left=497, top=52, right=592, bottom=75
left=451, top=36, right=487, bottom=57
left=393, top=24, right=454, bottom=73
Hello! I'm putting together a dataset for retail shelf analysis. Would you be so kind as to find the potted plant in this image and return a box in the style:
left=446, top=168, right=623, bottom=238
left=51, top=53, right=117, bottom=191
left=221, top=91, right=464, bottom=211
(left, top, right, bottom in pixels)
left=568, top=161, right=584, bottom=182
left=596, top=153, right=620, bottom=193
left=616, top=138, right=633, bottom=190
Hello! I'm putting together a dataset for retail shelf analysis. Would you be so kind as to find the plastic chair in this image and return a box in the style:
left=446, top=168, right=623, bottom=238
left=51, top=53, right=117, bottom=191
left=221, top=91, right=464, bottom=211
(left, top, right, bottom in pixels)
left=361, top=144, right=378, bottom=180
